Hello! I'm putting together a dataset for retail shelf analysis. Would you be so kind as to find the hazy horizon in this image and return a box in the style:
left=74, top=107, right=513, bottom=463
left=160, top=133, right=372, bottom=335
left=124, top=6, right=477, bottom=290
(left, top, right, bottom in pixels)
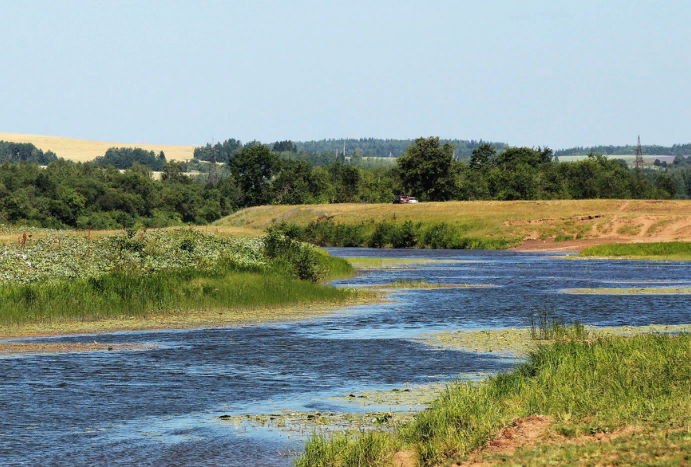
left=2, top=0, right=689, bottom=149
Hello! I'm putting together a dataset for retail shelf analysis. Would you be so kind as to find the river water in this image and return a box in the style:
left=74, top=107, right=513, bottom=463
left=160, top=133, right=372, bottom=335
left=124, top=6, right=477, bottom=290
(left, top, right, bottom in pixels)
left=2, top=249, right=691, bottom=466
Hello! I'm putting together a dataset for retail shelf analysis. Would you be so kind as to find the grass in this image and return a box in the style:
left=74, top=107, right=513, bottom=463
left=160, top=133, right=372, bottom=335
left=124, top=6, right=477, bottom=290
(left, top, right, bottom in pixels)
left=646, top=218, right=677, bottom=236
left=616, top=223, right=643, bottom=235
left=295, top=331, right=691, bottom=467
left=0, top=132, right=195, bottom=162
left=0, top=261, right=360, bottom=326
left=215, top=199, right=691, bottom=248
left=580, top=241, right=691, bottom=260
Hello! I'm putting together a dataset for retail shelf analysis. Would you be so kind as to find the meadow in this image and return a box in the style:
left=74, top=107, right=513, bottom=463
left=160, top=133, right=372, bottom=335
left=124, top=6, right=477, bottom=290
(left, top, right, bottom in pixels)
left=295, top=331, right=691, bottom=467
left=216, top=199, right=691, bottom=249
left=0, top=133, right=195, bottom=162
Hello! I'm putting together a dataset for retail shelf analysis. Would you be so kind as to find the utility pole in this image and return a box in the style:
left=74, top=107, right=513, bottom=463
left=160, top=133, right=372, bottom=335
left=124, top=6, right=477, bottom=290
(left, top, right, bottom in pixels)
left=634, top=135, right=644, bottom=171
left=209, top=137, right=220, bottom=185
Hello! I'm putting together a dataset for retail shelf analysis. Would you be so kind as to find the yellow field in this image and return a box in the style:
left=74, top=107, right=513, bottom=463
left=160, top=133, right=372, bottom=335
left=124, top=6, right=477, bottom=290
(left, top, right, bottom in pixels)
left=0, top=133, right=196, bottom=162
left=214, top=199, right=691, bottom=250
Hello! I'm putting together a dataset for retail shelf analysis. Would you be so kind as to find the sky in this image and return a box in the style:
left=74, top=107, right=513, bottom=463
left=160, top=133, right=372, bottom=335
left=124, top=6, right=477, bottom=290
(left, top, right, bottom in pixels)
left=1, top=0, right=689, bottom=149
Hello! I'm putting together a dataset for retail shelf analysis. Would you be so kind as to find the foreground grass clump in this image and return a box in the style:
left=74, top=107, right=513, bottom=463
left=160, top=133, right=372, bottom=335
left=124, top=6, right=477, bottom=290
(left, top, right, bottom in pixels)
left=295, top=333, right=691, bottom=467
left=580, top=241, right=691, bottom=260
left=0, top=259, right=359, bottom=326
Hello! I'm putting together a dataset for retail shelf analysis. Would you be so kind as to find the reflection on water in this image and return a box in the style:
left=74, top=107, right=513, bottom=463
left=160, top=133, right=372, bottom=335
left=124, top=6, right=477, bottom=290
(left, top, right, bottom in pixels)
left=2, top=249, right=691, bottom=466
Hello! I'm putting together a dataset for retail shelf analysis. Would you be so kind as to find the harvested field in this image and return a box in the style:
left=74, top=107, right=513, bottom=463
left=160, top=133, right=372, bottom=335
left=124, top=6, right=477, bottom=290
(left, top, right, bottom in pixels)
left=0, top=133, right=195, bottom=162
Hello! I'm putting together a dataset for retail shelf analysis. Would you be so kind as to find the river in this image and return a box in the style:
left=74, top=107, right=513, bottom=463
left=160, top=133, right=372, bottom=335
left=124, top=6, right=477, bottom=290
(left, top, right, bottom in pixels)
left=2, top=249, right=691, bottom=466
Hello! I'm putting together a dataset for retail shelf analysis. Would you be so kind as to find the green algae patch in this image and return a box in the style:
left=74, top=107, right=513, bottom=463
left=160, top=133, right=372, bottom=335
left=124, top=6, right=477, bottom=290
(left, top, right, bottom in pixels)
left=419, top=328, right=537, bottom=356
left=564, top=287, right=691, bottom=295
left=217, top=409, right=418, bottom=436
left=326, top=383, right=449, bottom=408
left=419, top=324, right=691, bottom=357
left=215, top=382, right=482, bottom=436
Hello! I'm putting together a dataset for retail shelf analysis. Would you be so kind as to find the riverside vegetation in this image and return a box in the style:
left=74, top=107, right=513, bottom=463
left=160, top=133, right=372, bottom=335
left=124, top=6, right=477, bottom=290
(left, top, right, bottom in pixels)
left=0, top=226, right=361, bottom=328
left=295, top=323, right=691, bottom=466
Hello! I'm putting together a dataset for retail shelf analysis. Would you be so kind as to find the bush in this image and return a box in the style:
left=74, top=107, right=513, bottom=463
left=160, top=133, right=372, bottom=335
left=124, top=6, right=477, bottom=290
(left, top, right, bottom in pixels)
left=391, top=220, right=419, bottom=248
left=263, top=224, right=325, bottom=282
left=368, top=222, right=394, bottom=248
left=423, top=222, right=451, bottom=248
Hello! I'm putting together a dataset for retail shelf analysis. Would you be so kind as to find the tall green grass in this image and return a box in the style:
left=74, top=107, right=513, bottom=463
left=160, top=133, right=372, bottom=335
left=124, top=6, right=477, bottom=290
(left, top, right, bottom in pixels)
left=0, top=259, right=359, bottom=325
left=295, top=333, right=691, bottom=467
left=580, top=241, right=691, bottom=258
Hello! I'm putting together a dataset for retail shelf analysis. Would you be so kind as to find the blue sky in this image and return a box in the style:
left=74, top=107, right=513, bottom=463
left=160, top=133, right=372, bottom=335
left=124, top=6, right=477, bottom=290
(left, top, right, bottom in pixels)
left=1, top=0, right=689, bottom=148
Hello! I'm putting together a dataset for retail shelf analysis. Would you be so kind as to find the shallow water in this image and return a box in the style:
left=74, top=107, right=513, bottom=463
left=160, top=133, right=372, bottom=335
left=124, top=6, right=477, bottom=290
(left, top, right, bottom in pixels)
left=2, top=249, right=691, bottom=466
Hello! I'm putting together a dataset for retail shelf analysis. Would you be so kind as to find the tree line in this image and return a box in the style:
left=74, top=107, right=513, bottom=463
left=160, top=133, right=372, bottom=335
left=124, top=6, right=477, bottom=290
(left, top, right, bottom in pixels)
left=555, top=143, right=691, bottom=157
left=0, top=136, right=685, bottom=230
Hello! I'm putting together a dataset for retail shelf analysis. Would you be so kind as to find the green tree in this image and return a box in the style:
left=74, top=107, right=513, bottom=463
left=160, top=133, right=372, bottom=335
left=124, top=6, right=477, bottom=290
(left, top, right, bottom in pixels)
left=397, top=137, right=457, bottom=201
left=469, top=143, right=497, bottom=171
left=229, top=144, right=279, bottom=207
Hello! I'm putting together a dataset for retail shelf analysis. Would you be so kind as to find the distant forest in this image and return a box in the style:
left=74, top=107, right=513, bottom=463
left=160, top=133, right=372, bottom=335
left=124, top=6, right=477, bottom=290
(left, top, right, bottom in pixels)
left=293, top=138, right=508, bottom=159
left=555, top=143, right=691, bottom=157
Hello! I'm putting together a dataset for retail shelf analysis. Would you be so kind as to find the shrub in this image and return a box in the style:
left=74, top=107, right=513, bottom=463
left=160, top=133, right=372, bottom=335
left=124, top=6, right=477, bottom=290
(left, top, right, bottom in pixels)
left=391, top=220, right=419, bottom=248
left=368, top=222, right=394, bottom=248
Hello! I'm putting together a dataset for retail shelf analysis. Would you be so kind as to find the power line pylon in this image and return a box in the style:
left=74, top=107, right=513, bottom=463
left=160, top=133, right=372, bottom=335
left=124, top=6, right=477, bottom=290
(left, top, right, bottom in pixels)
left=634, top=135, right=644, bottom=171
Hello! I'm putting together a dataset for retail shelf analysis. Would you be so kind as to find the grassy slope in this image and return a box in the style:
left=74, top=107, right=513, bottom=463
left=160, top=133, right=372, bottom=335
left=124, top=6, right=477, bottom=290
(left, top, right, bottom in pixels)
left=215, top=200, right=691, bottom=247
left=295, top=333, right=691, bottom=467
left=0, top=133, right=195, bottom=162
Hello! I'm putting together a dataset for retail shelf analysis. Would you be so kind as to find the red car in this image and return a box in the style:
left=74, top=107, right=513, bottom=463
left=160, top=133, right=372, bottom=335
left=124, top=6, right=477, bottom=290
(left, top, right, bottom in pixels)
left=393, top=195, right=417, bottom=204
